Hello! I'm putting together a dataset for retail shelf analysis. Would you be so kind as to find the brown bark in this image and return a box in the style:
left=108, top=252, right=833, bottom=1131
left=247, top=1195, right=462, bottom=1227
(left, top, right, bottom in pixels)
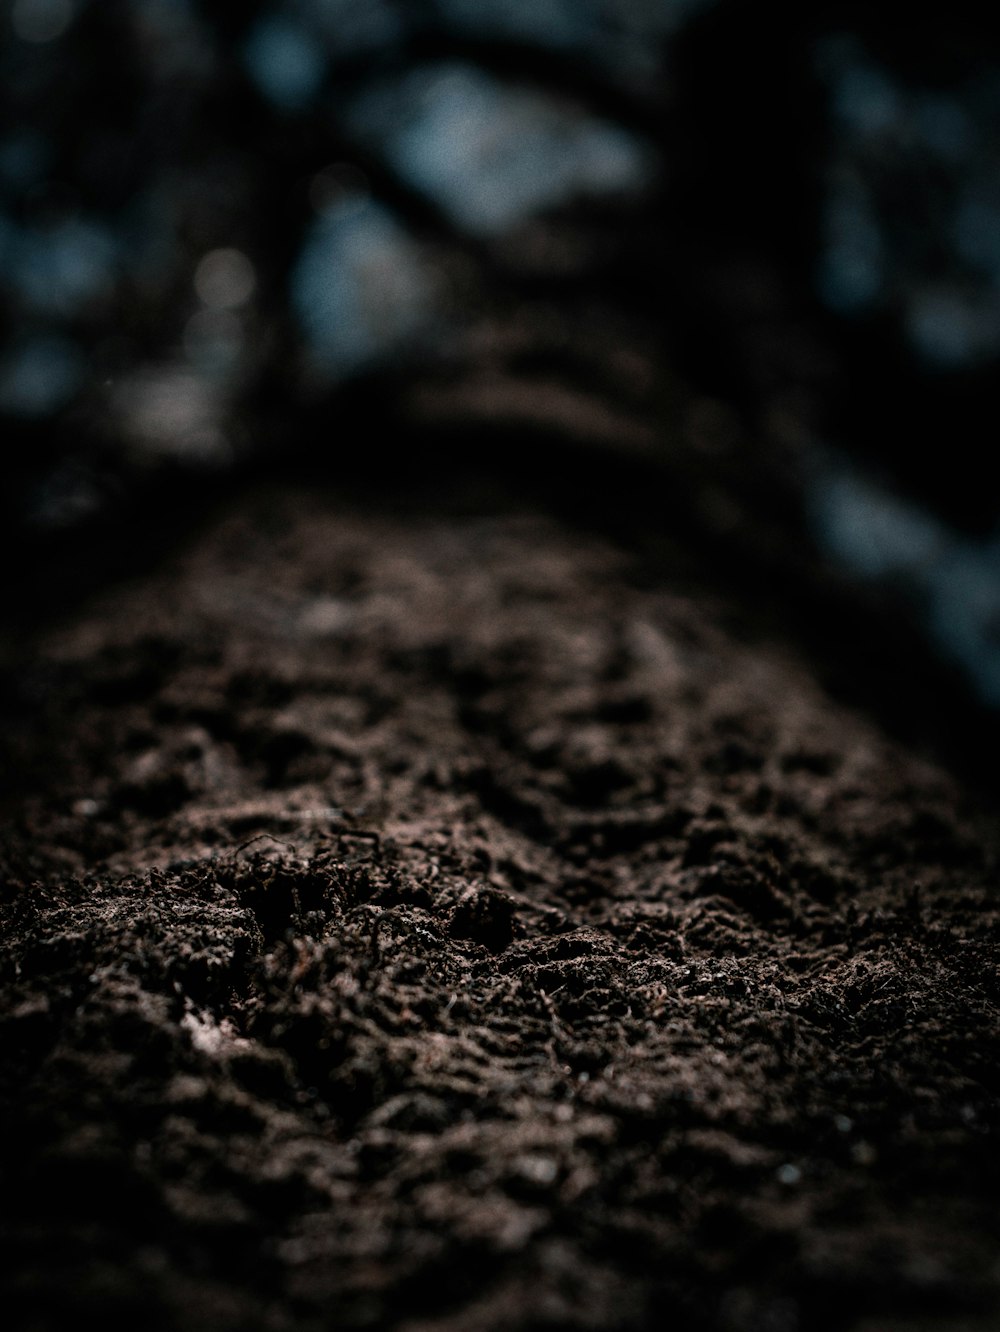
left=2, top=480, right=998, bottom=1330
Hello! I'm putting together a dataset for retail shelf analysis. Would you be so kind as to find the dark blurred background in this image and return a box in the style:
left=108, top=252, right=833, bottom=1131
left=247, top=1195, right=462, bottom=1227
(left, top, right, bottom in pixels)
left=2, top=0, right=999, bottom=745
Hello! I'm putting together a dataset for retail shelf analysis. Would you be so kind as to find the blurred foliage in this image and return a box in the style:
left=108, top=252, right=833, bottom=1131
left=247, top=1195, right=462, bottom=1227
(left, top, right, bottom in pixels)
left=3, top=0, right=1000, bottom=706
left=3, top=0, right=999, bottom=494
left=0, top=0, right=674, bottom=474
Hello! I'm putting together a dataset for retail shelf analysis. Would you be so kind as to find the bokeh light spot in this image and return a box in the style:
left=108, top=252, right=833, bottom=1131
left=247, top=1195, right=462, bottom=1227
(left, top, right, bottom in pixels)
left=291, top=200, right=437, bottom=378
left=906, top=288, right=999, bottom=369
left=243, top=16, right=325, bottom=111
left=194, top=248, right=256, bottom=310
left=347, top=65, right=652, bottom=237
left=0, top=336, right=82, bottom=416
left=11, top=0, right=73, bottom=44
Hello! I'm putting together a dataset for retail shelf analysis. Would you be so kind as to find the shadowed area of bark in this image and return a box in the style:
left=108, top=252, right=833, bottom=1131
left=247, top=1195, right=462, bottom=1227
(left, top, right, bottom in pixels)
left=2, top=482, right=998, bottom=1331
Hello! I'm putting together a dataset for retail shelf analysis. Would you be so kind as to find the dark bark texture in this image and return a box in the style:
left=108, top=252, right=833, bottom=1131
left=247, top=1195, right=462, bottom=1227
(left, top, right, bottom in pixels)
left=4, top=5, right=1000, bottom=1326
left=2, top=479, right=998, bottom=1331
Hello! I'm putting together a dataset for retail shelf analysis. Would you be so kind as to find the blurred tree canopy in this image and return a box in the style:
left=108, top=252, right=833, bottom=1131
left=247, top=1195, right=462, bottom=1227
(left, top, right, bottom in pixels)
left=3, top=0, right=1000, bottom=708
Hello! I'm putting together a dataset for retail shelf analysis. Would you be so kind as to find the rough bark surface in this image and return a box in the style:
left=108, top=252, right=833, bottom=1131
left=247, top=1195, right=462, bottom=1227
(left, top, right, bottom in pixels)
left=2, top=483, right=998, bottom=1331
